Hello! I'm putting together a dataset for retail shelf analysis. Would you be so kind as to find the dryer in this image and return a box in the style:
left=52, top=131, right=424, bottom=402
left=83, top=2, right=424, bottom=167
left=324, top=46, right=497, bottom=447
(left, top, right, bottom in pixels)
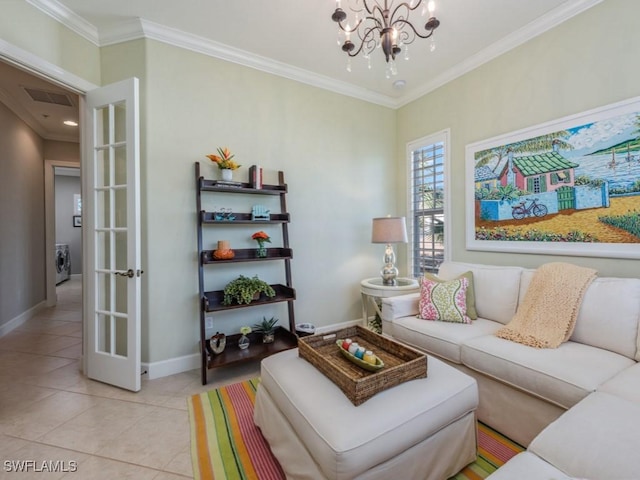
left=55, top=243, right=71, bottom=284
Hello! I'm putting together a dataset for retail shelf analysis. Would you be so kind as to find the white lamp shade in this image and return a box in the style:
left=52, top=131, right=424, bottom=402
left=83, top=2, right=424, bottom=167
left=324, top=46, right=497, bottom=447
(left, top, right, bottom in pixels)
left=371, top=217, right=408, bottom=244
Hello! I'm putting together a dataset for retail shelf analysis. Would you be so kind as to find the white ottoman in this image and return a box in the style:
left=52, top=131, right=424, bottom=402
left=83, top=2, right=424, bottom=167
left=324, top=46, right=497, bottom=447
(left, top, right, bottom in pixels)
left=254, top=348, right=478, bottom=480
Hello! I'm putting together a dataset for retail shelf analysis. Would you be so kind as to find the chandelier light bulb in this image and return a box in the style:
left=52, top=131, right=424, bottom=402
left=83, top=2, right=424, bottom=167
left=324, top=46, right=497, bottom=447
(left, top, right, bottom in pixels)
left=428, top=0, right=436, bottom=16
left=404, top=44, right=410, bottom=61
left=346, top=57, right=352, bottom=72
left=430, top=38, right=436, bottom=52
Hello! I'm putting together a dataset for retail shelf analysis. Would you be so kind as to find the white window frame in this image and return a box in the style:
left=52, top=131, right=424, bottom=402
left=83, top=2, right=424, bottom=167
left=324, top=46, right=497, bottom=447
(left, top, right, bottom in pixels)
left=406, top=129, right=452, bottom=277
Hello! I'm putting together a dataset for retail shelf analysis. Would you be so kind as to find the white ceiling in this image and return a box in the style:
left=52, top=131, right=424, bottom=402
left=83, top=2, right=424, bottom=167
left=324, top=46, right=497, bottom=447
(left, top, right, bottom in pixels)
left=1, top=0, right=601, bottom=142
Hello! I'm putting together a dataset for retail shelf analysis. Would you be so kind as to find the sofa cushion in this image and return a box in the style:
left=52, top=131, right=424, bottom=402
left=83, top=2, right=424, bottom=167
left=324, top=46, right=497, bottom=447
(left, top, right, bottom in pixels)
left=485, top=452, right=570, bottom=480
left=598, top=362, right=640, bottom=403
left=437, top=262, right=522, bottom=324
left=461, top=335, right=635, bottom=408
left=570, top=276, right=640, bottom=360
left=425, top=271, right=478, bottom=319
left=529, top=392, right=640, bottom=480
left=418, top=277, right=471, bottom=324
left=390, top=316, right=502, bottom=364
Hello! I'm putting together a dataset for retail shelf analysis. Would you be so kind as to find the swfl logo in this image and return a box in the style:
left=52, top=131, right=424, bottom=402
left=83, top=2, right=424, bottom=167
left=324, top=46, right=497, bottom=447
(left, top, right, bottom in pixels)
left=3, top=460, right=78, bottom=472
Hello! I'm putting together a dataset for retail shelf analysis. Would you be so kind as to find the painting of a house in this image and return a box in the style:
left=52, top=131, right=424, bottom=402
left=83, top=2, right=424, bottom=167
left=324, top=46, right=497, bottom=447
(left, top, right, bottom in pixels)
left=466, top=96, right=640, bottom=258
left=499, top=147, right=578, bottom=194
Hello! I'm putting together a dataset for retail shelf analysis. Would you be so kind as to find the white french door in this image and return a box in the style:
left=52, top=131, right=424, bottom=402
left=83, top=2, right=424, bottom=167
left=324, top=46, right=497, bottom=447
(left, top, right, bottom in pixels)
left=84, top=78, right=142, bottom=392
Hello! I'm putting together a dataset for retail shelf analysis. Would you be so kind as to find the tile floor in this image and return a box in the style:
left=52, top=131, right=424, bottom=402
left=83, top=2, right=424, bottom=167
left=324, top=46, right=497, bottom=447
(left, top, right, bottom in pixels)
left=0, top=277, right=260, bottom=479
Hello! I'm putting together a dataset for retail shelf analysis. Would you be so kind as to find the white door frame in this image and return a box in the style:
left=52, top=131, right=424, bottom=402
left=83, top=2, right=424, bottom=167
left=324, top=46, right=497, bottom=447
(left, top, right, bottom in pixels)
left=44, top=160, right=81, bottom=307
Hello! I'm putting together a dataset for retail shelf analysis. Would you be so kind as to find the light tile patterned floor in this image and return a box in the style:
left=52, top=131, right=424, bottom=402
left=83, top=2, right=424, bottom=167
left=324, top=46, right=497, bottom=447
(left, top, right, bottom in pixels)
left=0, top=277, right=260, bottom=479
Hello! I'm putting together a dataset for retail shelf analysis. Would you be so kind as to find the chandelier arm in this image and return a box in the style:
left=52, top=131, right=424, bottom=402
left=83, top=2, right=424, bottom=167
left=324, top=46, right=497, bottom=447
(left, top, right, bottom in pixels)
left=361, top=0, right=376, bottom=16
left=346, top=25, right=378, bottom=57
left=393, top=18, right=437, bottom=39
left=390, top=1, right=421, bottom=23
left=336, top=17, right=364, bottom=33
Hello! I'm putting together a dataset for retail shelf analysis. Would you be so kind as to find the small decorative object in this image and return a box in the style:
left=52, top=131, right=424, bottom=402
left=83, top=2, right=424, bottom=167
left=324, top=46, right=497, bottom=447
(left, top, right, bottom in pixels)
left=251, top=230, right=271, bottom=258
left=251, top=204, right=270, bottom=221
left=249, top=165, right=263, bottom=189
left=341, top=338, right=352, bottom=350
left=212, top=240, right=235, bottom=260
left=296, top=323, right=316, bottom=336
left=222, top=275, right=276, bottom=305
left=348, top=342, right=359, bottom=355
left=206, top=147, right=241, bottom=180
left=238, top=326, right=251, bottom=350
left=214, top=208, right=235, bottom=221
left=252, top=316, right=279, bottom=344
left=336, top=339, right=385, bottom=372
left=210, top=332, right=226, bottom=354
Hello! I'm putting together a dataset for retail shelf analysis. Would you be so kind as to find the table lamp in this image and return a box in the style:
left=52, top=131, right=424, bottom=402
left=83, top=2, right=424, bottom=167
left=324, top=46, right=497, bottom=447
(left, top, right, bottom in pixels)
left=371, top=216, right=408, bottom=286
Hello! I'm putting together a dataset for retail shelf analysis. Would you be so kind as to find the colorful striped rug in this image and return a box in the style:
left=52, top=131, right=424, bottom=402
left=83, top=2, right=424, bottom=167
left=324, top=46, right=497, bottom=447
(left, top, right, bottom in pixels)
left=188, top=379, right=524, bottom=480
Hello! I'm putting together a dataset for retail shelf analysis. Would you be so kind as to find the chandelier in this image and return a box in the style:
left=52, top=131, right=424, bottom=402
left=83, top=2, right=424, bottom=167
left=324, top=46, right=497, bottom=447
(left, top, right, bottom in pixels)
left=331, top=0, right=440, bottom=77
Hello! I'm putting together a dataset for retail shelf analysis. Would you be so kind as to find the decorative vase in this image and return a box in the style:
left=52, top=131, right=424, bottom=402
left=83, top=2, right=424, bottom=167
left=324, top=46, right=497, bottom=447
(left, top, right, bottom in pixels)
left=210, top=332, right=226, bottom=354
left=256, top=241, right=267, bottom=258
left=213, top=240, right=235, bottom=260
left=238, top=334, right=250, bottom=350
left=221, top=168, right=233, bottom=181
left=262, top=332, right=275, bottom=344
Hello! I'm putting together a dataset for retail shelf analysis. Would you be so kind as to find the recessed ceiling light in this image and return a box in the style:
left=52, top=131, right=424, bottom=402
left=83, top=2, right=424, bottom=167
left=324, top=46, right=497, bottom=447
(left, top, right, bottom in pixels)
left=63, top=120, right=78, bottom=127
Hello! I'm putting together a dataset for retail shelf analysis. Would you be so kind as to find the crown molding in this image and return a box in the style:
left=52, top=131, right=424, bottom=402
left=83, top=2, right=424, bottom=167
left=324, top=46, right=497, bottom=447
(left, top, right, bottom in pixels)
left=27, top=0, right=602, bottom=109
left=26, top=0, right=99, bottom=46
left=397, top=0, right=603, bottom=107
left=100, top=18, right=398, bottom=109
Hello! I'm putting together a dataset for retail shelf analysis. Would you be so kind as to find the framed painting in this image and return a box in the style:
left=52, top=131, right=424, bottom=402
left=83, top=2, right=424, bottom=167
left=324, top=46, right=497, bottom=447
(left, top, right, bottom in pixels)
left=466, top=96, right=640, bottom=259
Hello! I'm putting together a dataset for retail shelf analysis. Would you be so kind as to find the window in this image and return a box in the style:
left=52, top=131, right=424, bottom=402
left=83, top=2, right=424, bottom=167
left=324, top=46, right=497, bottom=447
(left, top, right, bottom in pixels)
left=408, top=131, right=450, bottom=277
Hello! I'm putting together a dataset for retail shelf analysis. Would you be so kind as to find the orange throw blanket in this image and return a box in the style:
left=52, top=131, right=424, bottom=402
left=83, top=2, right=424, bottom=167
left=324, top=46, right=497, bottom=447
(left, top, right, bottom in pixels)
left=496, top=262, right=596, bottom=348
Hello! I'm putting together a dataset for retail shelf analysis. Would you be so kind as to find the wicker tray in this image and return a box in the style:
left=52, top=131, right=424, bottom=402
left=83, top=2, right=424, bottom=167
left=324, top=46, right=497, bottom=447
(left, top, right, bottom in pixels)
left=298, top=325, right=427, bottom=406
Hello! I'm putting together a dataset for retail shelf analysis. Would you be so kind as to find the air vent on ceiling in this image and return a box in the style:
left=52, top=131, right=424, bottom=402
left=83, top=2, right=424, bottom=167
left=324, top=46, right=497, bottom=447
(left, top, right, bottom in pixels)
left=23, top=87, right=74, bottom=107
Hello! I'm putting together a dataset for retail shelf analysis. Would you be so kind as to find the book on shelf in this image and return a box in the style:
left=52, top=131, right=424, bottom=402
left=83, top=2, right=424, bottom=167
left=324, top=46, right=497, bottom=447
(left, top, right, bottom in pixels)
left=249, top=165, right=263, bottom=189
left=212, top=180, right=243, bottom=188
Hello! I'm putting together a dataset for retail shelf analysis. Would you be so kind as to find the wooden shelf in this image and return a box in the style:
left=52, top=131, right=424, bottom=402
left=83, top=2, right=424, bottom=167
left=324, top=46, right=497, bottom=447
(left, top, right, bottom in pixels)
left=202, top=248, right=293, bottom=264
left=196, top=162, right=295, bottom=385
left=204, top=327, right=298, bottom=369
left=202, top=284, right=296, bottom=312
left=198, top=177, right=287, bottom=195
left=200, top=211, right=290, bottom=224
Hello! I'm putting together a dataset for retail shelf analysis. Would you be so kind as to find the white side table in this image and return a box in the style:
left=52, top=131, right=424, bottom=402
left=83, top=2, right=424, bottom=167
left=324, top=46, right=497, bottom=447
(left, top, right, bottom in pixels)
left=360, top=277, right=420, bottom=332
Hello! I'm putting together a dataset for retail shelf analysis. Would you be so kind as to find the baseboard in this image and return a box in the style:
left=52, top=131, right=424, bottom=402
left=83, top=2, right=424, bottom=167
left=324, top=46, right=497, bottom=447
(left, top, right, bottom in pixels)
left=0, top=301, right=47, bottom=337
left=142, top=318, right=364, bottom=380
left=143, top=352, right=200, bottom=380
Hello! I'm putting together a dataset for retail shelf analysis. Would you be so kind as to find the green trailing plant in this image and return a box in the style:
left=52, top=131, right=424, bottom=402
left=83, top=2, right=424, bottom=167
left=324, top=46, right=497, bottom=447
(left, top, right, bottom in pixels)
left=222, top=275, right=276, bottom=305
left=252, top=316, right=279, bottom=334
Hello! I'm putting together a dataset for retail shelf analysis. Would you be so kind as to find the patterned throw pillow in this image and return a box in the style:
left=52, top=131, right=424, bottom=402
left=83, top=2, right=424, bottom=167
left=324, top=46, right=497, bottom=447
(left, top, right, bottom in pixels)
left=418, top=277, right=471, bottom=324
left=424, top=271, right=478, bottom=319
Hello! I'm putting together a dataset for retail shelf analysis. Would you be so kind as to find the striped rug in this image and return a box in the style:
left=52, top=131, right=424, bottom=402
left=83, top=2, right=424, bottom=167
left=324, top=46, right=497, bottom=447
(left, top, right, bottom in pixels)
left=188, top=379, right=524, bottom=480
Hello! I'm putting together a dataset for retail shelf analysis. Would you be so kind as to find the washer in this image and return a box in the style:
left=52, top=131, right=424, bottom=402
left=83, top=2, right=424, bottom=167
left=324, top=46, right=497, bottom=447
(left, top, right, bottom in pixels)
left=55, top=243, right=71, bottom=284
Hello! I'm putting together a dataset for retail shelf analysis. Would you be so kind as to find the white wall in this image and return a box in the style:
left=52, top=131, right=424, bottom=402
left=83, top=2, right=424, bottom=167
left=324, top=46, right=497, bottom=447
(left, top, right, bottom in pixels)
left=98, top=39, right=397, bottom=363
left=397, top=0, right=640, bottom=278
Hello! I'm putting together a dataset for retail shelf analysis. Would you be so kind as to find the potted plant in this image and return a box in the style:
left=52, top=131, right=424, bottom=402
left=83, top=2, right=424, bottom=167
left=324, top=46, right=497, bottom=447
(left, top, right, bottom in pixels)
left=206, top=147, right=241, bottom=181
left=253, top=316, right=279, bottom=343
left=222, top=275, right=276, bottom=305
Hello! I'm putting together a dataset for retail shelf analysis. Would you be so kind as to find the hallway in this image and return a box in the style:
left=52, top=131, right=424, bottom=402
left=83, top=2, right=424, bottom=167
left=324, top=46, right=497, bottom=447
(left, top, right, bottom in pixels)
left=0, top=277, right=259, bottom=478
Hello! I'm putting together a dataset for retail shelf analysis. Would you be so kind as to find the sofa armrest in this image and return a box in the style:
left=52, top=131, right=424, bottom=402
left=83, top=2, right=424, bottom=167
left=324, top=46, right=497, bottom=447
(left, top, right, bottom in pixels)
left=381, top=293, right=420, bottom=321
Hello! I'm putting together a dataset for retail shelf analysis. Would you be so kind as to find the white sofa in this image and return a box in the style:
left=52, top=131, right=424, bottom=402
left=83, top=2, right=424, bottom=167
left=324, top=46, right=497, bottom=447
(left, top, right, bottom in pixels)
left=381, top=261, right=640, bottom=448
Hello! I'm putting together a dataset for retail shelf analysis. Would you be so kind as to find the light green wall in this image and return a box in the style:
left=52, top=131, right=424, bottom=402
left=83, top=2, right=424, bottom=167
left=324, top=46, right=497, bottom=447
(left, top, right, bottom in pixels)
left=103, top=40, right=396, bottom=362
left=397, top=0, right=640, bottom=277
left=0, top=1, right=100, bottom=85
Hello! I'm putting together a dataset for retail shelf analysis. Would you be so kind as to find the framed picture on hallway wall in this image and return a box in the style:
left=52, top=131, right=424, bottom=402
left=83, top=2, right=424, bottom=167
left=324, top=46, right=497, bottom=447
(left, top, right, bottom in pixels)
left=73, top=215, right=81, bottom=227
left=465, top=95, right=640, bottom=259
